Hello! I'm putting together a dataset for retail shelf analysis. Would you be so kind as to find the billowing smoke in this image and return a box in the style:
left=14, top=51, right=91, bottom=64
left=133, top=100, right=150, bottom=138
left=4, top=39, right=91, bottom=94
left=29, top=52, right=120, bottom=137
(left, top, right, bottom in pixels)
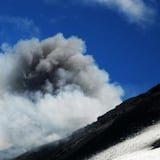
left=0, top=34, right=123, bottom=159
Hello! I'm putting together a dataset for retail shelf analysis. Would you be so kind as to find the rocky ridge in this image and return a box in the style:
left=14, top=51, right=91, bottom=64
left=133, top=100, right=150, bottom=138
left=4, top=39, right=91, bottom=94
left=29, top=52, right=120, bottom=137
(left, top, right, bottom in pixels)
left=12, top=84, right=160, bottom=160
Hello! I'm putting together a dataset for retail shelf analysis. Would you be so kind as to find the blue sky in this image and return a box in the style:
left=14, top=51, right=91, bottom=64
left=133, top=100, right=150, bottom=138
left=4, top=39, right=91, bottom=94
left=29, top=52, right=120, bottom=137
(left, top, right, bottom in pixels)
left=0, top=0, right=159, bottom=99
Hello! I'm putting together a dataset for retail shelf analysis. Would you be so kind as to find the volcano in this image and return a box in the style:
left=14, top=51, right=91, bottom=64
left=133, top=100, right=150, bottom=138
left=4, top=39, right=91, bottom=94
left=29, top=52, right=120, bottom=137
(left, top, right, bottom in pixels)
left=11, top=84, right=160, bottom=160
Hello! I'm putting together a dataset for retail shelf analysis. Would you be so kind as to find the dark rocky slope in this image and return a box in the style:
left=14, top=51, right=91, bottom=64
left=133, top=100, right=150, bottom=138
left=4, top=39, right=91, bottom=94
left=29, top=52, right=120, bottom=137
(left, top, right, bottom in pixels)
left=12, top=84, right=160, bottom=160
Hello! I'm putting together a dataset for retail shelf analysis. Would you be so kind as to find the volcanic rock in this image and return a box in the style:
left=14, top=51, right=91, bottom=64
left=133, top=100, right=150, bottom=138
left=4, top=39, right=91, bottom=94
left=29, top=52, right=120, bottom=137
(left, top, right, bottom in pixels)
left=12, top=84, right=160, bottom=160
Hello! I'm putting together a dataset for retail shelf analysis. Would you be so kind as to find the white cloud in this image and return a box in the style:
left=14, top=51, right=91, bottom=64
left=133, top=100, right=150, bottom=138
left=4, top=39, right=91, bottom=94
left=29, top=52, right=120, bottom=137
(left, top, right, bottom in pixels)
left=42, top=0, right=156, bottom=25
left=0, top=16, right=40, bottom=37
left=85, top=0, right=156, bottom=25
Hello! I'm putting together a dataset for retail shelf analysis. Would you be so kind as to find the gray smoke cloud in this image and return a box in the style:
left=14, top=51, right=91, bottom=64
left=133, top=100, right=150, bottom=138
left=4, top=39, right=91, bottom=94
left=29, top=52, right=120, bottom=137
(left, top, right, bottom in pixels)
left=0, top=33, right=123, bottom=159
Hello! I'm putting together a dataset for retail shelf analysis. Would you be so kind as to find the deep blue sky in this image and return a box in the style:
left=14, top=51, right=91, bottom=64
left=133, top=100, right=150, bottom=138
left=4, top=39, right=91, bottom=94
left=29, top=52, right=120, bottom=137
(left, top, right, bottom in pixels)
left=0, top=0, right=159, bottom=99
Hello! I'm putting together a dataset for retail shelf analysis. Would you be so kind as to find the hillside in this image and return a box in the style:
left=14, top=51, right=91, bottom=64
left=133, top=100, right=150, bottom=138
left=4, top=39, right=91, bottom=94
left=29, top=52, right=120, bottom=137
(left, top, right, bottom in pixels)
left=13, top=84, right=160, bottom=160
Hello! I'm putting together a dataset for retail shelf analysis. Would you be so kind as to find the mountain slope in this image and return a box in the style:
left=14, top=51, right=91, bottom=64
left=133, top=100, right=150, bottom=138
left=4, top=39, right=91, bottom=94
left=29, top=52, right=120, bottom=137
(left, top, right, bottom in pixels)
left=12, top=84, right=160, bottom=160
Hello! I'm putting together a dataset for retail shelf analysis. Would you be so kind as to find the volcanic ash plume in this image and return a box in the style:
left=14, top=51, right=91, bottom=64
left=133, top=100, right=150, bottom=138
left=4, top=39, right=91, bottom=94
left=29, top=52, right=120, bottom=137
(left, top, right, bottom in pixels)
left=0, top=34, right=123, bottom=158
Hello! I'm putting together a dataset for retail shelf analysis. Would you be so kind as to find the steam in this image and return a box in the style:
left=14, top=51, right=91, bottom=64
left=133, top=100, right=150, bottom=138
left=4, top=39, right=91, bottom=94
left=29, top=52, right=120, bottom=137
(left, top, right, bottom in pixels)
left=0, top=34, right=123, bottom=158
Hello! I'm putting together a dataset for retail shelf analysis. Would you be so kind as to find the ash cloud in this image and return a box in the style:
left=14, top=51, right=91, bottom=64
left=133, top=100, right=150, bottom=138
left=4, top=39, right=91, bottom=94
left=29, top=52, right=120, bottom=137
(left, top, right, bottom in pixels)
left=0, top=34, right=123, bottom=159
